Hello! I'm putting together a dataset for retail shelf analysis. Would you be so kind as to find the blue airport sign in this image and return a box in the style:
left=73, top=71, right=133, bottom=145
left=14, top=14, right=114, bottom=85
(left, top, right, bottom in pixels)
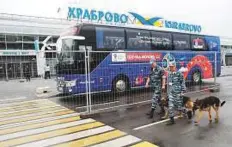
left=67, top=7, right=202, bottom=33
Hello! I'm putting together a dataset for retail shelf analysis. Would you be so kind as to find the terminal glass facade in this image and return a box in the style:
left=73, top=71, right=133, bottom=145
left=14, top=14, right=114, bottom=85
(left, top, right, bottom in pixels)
left=0, top=33, right=58, bottom=80
left=221, top=45, right=232, bottom=66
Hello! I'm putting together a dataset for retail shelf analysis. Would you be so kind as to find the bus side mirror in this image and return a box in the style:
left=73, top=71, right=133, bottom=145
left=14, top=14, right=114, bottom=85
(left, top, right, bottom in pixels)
left=86, top=46, right=92, bottom=51
left=56, top=36, right=86, bottom=54
left=79, top=46, right=86, bottom=51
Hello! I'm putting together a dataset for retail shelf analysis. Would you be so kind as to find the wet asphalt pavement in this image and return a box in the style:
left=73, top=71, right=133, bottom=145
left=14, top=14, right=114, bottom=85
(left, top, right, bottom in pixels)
left=89, top=76, right=232, bottom=147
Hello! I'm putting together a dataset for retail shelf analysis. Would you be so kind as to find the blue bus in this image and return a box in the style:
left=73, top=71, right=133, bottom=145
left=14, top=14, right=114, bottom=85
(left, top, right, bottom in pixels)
left=55, top=23, right=221, bottom=94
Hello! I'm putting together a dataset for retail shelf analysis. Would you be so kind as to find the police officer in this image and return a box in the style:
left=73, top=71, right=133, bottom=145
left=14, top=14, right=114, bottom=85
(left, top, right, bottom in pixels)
left=166, top=61, right=186, bottom=125
left=145, top=57, right=166, bottom=119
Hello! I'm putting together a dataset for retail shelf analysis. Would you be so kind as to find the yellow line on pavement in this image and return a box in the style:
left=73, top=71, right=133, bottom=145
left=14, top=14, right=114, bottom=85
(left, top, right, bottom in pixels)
left=0, top=101, right=57, bottom=113
left=55, top=130, right=126, bottom=147
left=131, top=141, right=159, bottom=147
left=0, top=122, right=103, bottom=147
left=0, top=116, right=80, bottom=135
left=0, top=106, right=65, bottom=119
left=0, top=108, right=68, bottom=122
left=0, top=110, right=75, bottom=126
left=0, top=99, right=52, bottom=111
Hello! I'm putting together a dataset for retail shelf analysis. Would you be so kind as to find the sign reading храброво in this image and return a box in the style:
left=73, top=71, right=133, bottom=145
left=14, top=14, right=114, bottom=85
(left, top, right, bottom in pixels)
left=68, top=7, right=202, bottom=33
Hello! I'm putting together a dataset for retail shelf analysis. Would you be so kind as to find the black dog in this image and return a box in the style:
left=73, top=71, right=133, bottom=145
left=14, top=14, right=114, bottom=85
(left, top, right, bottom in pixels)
left=193, top=96, right=226, bottom=125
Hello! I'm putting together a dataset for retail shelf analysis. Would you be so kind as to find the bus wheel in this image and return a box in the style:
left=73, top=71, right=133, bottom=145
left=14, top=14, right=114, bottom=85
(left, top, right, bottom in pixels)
left=192, top=71, right=202, bottom=85
left=113, top=77, right=129, bottom=93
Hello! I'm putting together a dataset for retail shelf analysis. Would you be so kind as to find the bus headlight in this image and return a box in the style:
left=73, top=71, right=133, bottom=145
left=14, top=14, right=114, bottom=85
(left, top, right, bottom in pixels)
left=57, top=77, right=64, bottom=80
left=65, top=80, right=77, bottom=87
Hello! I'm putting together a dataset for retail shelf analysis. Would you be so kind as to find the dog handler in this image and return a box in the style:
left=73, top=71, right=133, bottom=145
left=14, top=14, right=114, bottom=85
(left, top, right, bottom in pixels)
left=166, top=61, right=186, bottom=125
left=145, top=57, right=166, bottom=119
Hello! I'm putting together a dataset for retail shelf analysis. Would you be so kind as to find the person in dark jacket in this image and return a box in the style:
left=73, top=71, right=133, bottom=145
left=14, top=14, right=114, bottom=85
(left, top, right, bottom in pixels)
left=25, top=65, right=30, bottom=82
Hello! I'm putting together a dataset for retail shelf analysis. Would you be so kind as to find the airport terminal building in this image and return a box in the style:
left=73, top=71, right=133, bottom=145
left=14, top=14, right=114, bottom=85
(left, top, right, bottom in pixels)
left=0, top=13, right=75, bottom=80
left=221, top=37, right=232, bottom=66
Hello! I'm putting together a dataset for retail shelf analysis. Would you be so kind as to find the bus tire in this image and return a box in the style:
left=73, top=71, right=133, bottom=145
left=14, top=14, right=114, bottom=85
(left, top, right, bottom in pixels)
left=112, top=76, right=130, bottom=93
left=192, top=70, right=202, bottom=85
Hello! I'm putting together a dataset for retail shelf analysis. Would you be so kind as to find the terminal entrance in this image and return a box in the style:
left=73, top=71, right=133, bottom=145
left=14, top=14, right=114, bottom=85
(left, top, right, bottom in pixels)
left=6, top=63, right=21, bottom=79
left=0, top=61, right=37, bottom=80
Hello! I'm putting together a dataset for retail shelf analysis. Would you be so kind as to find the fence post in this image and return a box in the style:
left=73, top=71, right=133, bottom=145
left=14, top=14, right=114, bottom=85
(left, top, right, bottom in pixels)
left=84, top=50, right=90, bottom=114
left=166, top=51, right=170, bottom=100
left=5, top=63, right=8, bottom=81
left=214, top=52, right=217, bottom=85
left=87, top=50, right=92, bottom=113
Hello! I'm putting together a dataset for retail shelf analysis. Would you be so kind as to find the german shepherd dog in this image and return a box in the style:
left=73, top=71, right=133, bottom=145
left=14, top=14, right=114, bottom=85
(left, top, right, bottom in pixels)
left=160, top=94, right=194, bottom=120
left=193, top=96, right=226, bottom=125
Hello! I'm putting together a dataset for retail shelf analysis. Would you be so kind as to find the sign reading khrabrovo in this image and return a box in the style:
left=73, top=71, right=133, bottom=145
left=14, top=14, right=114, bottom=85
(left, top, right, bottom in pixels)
left=68, top=7, right=128, bottom=23
left=67, top=7, right=202, bottom=33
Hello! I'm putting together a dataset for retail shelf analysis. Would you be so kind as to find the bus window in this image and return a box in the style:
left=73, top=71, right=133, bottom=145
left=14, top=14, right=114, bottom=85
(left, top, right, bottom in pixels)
left=151, top=31, right=172, bottom=50
left=173, top=33, right=190, bottom=50
left=96, top=27, right=125, bottom=50
left=126, top=29, right=151, bottom=50
left=191, top=35, right=207, bottom=50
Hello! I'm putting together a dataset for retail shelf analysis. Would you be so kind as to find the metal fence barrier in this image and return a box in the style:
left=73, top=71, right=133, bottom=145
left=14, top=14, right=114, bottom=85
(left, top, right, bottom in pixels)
left=85, top=50, right=218, bottom=114
left=0, top=50, right=219, bottom=115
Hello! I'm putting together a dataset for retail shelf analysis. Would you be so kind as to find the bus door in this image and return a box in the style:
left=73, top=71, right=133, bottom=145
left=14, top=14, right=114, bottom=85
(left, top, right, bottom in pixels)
left=82, top=45, right=99, bottom=92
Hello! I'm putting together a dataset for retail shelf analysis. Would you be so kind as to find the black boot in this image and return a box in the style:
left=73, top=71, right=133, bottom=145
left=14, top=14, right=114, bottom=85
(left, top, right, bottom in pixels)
left=146, top=109, right=155, bottom=119
left=166, top=117, right=175, bottom=125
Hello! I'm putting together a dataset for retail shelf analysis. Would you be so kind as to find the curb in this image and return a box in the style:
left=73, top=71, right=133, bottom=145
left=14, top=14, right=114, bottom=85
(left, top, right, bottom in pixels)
left=220, top=74, right=232, bottom=77
left=209, top=87, right=220, bottom=93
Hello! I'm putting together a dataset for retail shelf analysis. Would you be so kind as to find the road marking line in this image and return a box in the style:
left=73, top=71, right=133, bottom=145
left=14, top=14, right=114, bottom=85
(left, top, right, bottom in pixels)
left=0, top=106, right=65, bottom=119
left=0, top=119, right=97, bottom=145
left=0, top=97, right=28, bottom=103
left=0, top=99, right=51, bottom=107
left=90, top=135, right=141, bottom=147
left=0, top=108, right=68, bottom=122
left=0, top=101, right=58, bottom=113
left=17, top=126, right=114, bottom=147
left=0, top=104, right=61, bottom=115
left=55, top=130, right=126, bottom=147
left=0, top=100, right=55, bottom=112
left=131, top=141, right=159, bottom=147
left=0, top=111, right=76, bottom=129
left=0, top=116, right=80, bottom=135
left=133, top=116, right=180, bottom=131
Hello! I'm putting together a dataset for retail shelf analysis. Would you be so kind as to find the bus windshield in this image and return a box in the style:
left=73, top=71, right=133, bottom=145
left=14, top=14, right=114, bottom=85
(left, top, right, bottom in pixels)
left=58, top=39, right=78, bottom=64
left=56, top=36, right=85, bottom=75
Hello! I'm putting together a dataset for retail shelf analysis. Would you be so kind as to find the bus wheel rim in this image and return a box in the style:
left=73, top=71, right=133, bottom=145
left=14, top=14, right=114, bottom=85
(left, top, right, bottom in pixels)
left=116, top=80, right=126, bottom=92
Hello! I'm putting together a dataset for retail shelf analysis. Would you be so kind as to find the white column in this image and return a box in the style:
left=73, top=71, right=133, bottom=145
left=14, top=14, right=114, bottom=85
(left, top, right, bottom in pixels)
left=36, top=51, right=46, bottom=78
left=222, top=48, right=226, bottom=66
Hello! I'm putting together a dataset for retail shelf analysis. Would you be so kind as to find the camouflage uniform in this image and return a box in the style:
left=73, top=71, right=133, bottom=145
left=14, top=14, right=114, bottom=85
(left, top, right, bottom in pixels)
left=149, top=65, right=165, bottom=110
left=166, top=70, right=186, bottom=124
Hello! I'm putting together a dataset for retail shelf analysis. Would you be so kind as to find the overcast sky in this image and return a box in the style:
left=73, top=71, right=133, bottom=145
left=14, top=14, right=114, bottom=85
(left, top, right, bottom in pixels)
left=0, top=0, right=231, bottom=38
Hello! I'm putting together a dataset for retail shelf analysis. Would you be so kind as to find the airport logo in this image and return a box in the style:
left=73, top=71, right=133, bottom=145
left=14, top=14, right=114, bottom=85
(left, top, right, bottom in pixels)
left=129, top=12, right=202, bottom=33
